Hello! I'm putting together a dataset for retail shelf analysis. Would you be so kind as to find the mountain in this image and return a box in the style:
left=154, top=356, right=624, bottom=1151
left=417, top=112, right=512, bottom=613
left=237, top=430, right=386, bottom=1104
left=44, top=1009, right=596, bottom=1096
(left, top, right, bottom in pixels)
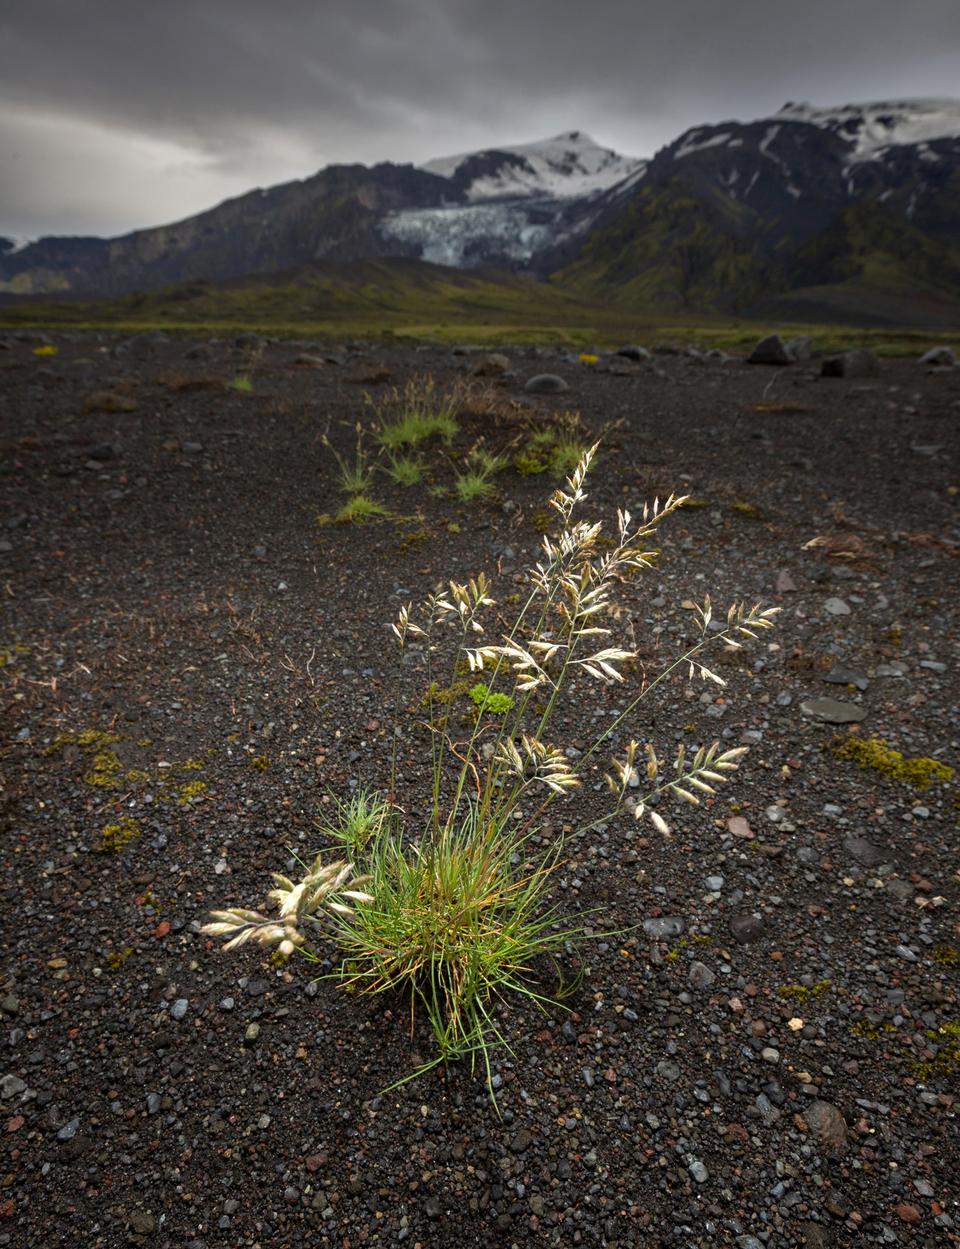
left=557, top=99, right=960, bottom=323
left=3, top=101, right=960, bottom=324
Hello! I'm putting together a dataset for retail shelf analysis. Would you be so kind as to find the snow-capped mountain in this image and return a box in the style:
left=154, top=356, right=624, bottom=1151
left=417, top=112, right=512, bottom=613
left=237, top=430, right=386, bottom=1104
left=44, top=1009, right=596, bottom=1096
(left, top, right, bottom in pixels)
left=420, top=131, right=645, bottom=200
left=2, top=100, right=959, bottom=325
left=379, top=132, right=645, bottom=267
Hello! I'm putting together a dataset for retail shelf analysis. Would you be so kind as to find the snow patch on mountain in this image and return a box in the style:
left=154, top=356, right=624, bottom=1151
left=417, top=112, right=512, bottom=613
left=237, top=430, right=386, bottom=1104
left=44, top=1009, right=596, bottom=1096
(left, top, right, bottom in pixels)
left=674, top=130, right=734, bottom=160
left=774, top=98, right=960, bottom=161
left=380, top=202, right=556, bottom=266
left=421, top=131, right=645, bottom=201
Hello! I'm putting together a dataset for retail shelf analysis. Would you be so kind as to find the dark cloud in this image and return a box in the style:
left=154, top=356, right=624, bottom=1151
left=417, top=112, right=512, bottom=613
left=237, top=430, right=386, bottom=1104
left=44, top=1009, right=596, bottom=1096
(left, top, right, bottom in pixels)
left=2, top=0, right=958, bottom=236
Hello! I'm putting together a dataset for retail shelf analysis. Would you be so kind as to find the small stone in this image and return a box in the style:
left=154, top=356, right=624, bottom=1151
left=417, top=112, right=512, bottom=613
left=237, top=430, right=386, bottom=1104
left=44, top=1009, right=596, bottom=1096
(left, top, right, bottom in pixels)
left=727, top=816, right=753, bottom=839
left=687, top=1157, right=709, bottom=1183
left=844, top=836, right=886, bottom=867
left=761, top=1047, right=780, bottom=1064
left=244, top=1023, right=261, bottom=1044
left=169, top=998, right=189, bottom=1021
left=824, top=669, right=869, bottom=690
left=524, top=373, right=568, bottom=394
left=218, top=997, right=235, bottom=1012
left=688, top=961, right=716, bottom=990
left=704, top=875, right=724, bottom=892
left=775, top=570, right=797, bottom=593
left=57, top=1118, right=80, bottom=1141
left=181, top=442, right=204, bottom=455
left=729, top=913, right=765, bottom=944
left=802, top=1099, right=847, bottom=1148
left=895, top=1203, right=922, bottom=1225
left=615, top=345, right=651, bottom=363
left=823, top=597, right=851, bottom=615
left=643, top=916, right=685, bottom=939
left=509, top=1128, right=533, bottom=1153
left=0, top=1075, right=26, bottom=1100
left=800, top=697, right=865, bottom=724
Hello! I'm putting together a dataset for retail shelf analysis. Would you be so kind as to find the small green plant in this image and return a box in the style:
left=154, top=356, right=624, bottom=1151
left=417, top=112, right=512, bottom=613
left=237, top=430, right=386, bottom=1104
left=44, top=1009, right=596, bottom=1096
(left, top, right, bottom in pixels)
left=383, top=451, right=426, bottom=488
left=323, top=424, right=375, bottom=496
left=514, top=428, right=586, bottom=478
left=371, top=376, right=460, bottom=450
left=329, top=494, right=391, bottom=524
left=468, top=682, right=514, bottom=716
left=316, top=788, right=392, bottom=856
left=453, top=444, right=507, bottom=504
left=229, top=375, right=253, bottom=393
left=206, top=445, right=779, bottom=1093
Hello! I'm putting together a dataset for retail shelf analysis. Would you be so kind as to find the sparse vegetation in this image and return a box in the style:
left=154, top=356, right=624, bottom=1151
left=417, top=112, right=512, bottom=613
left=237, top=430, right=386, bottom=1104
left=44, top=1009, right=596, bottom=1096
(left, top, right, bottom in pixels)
left=371, top=376, right=460, bottom=450
left=833, top=736, right=954, bottom=789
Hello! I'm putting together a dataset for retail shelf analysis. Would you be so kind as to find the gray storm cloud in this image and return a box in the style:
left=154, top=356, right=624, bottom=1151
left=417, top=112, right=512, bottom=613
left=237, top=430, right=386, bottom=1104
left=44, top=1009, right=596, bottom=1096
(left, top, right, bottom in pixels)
left=1, top=0, right=959, bottom=237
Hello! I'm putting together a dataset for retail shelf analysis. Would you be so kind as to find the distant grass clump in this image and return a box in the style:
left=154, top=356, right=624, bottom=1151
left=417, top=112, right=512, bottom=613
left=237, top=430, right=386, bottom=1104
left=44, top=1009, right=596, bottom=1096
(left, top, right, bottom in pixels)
left=229, top=374, right=253, bottom=393
left=453, top=446, right=506, bottom=504
left=371, top=376, right=460, bottom=450
left=331, top=495, right=391, bottom=524
left=515, top=427, right=587, bottom=478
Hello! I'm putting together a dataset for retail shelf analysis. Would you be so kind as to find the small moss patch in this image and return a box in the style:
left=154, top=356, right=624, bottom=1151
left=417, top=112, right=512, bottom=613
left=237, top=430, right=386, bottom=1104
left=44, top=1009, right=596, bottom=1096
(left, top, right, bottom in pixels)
left=778, top=980, right=832, bottom=1002
left=834, top=737, right=954, bottom=789
left=84, top=750, right=123, bottom=787
left=98, top=816, right=140, bottom=854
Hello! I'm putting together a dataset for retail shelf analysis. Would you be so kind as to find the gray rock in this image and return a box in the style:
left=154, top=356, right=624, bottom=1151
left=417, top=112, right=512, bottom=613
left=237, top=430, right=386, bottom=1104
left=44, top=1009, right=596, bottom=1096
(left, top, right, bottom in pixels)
left=615, top=345, right=651, bottom=363
left=844, top=835, right=887, bottom=866
left=1, top=1074, right=26, bottom=1099
left=919, top=346, right=956, bottom=366
left=747, top=334, right=793, bottom=366
left=729, top=913, right=766, bottom=944
left=656, top=1059, right=681, bottom=1082
left=688, top=960, right=716, bottom=990
left=686, top=1157, right=709, bottom=1183
left=824, top=669, right=869, bottom=690
left=800, top=697, right=865, bottom=724
left=57, top=1117, right=80, bottom=1141
left=785, top=336, right=813, bottom=361
left=802, top=1099, right=847, bottom=1148
left=820, top=349, right=880, bottom=379
left=823, top=597, right=851, bottom=615
left=524, top=373, right=569, bottom=394
left=169, top=998, right=189, bottom=1021
left=643, top=916, right=685, bottom=939
left=704, top=875, right=724, bottom=892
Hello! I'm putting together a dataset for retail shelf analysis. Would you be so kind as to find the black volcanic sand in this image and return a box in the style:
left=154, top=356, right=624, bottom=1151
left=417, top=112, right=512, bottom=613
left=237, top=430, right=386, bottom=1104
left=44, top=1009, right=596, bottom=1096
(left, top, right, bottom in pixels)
left=1, top=331, right=959, bottom=1248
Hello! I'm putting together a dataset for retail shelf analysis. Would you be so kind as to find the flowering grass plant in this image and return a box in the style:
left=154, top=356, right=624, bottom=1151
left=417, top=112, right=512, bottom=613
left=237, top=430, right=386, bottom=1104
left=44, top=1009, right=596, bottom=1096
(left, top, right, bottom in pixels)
left=205, top=444, right=778, bottom=1087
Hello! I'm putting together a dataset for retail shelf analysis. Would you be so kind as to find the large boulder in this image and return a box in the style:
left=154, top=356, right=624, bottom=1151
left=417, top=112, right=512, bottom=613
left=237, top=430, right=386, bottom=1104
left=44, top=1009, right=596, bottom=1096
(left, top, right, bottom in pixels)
left=524, top=373, right=569, bottom=394
left=747, top=334, right=793, bottom=366
left=820, top=349, right=880, bottom=379
left=919, top=346, right=957, bottom=367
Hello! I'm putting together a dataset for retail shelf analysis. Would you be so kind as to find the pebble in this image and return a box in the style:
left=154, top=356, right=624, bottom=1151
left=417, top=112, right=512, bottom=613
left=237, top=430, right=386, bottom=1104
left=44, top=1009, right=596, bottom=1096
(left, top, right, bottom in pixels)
left=244, top=1023, right=261, bottom=1044
left=57, top=1118, right=80, bottom=1141
left=169, top=998, right=189, bottom=1021
left=824, top=597, right=851, bottom=615
left=800, top=697, right=865, bottom=724
left=761, top=1047, right=780, bottom=1064
left=643, top=916, right=685, bottom=939
left=688, top=961, right=716, bottom=990
left=0, top=1074, right=26, bottom=1099
left=704, top=875, right=724, bottom=892
left=729, top=913, right=766, bottom=943
left=686, top=1157, right=709, bottom=1183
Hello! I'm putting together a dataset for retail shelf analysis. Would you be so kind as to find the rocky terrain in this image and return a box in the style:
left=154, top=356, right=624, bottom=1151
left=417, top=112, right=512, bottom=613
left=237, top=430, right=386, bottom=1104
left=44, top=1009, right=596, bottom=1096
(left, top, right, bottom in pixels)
left=3, top=100, right=960, bottom=324
left=0, top=330, right=958, bottom=1247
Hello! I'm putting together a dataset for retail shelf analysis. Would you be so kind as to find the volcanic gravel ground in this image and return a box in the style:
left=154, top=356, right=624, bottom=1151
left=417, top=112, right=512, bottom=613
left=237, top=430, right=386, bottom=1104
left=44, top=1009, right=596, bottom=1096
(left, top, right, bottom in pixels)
left=1, top=331, right=959, bottom=1248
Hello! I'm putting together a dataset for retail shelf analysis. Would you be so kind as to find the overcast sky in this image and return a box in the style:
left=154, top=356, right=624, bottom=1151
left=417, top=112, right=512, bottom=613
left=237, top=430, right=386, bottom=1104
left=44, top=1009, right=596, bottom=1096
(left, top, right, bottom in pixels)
left=2, top=0, right=959, bottom=240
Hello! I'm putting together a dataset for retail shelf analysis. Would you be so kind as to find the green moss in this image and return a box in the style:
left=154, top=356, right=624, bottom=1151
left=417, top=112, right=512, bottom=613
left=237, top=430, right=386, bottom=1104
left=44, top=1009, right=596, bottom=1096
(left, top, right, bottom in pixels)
left=124, top=769, right=150, bottom=783
left=98, top=816, right=140, bottom=854
left=834, top=737, right=954, bottom=789
left=731, top=499, right=762, bottom=519
left=84, top=750, right=123, bottom=787
left=47, top=727, right=122, bottom=756
left=175, top=780, right=208, bottom=805
left=932, top=944, right=960, bottom=966
left=468, top=683, right=514, bottom=715
left=910, top=1021, right=960, bottom=1080
left=778, top=980, right=832, bottom=1002
left=850, top=1019, right=896, bottom=1040
left=107, top=946, right=134, bottom=971
left=250, top=755, right=270, bottom=771
left=136, top=738, right=154, bottom=748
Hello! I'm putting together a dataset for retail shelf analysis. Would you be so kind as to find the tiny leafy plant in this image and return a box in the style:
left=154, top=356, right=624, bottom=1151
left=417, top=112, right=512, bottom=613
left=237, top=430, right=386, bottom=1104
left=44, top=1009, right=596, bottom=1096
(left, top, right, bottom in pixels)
left=229, top=374, right=253, bottom=393
left=469, top=682, right=514, bottom=715
left=205, top=445, right=778, bottom=1091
